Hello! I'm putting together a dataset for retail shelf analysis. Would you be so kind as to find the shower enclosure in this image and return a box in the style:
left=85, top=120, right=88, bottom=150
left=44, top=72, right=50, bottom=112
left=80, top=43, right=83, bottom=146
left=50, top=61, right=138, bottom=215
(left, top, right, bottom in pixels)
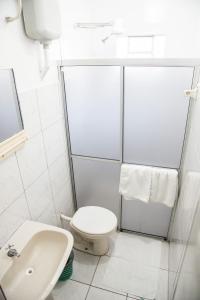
left=60, top=59, right=195, bottom=238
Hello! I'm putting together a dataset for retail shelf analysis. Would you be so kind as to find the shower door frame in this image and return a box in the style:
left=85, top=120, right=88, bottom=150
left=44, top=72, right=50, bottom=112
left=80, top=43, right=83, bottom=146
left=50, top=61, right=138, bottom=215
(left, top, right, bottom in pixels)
left=59, top=58, right=198, bottom=239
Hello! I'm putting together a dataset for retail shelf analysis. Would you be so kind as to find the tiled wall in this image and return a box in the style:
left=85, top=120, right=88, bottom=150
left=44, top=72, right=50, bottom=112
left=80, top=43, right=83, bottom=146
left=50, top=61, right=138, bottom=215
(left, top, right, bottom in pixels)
left=0, top=82, right=74, bottom=246
left=168, top=76, right=200, bottom=299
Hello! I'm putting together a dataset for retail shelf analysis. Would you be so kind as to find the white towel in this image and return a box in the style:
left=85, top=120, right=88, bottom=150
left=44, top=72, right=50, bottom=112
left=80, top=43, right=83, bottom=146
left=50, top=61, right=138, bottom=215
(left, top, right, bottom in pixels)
left=150, top=167, right=178, bottom=207
left=119, top=164, right=152, bottom=202
left=179, top=172, right=200, bottom=211
left=119, top=164, right=178, bottom=208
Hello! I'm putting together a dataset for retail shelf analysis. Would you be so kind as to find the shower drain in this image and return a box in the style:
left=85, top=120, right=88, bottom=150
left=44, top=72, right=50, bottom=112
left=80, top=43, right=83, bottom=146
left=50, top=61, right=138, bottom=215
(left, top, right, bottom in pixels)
left=26, top=267, right=34, bottom=276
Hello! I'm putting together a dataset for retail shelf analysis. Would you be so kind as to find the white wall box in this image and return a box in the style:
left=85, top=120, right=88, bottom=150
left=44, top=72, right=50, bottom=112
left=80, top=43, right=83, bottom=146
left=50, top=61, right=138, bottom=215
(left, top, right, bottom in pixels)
left=22, top=0, right=61, bottom=42
left=61, top=59, right=196, bottom=238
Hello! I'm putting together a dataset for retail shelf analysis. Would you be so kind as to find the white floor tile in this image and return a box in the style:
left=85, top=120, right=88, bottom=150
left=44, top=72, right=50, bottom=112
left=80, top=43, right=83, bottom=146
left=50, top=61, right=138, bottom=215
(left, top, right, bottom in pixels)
left=92, top=255, right=159, bottom=299
left=71, top=250, right=100, bottom=284
left=128, top=269, right=168, bottom=300
left=87, top=287, right=126, bottom=300
left=108, top=232, right=162, bottom=269
left=52, top=280, right=89, bottom=300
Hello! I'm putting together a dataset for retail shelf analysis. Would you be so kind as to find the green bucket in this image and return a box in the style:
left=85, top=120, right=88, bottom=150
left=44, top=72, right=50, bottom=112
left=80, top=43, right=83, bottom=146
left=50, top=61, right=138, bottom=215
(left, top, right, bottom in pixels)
left=59, top=250, right=74, bottom=281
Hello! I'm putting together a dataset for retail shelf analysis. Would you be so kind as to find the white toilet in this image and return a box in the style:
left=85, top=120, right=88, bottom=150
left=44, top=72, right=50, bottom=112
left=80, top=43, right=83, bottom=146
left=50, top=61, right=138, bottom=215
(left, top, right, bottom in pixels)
left=67, top=206, right=117, bottom=255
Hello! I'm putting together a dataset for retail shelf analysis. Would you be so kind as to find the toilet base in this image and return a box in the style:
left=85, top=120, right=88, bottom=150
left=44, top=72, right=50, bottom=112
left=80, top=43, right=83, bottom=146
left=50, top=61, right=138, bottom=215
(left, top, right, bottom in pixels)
left=71, top=228, right=109, bottom=256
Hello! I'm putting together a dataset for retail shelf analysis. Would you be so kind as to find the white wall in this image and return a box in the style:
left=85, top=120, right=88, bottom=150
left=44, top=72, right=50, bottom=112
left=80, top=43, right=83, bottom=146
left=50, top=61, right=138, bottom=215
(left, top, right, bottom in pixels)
left=168, top=72, right=200, bottom=299
left=0, top=0, right=74, bottom=246
left=59, top=0, right=200, bottom=59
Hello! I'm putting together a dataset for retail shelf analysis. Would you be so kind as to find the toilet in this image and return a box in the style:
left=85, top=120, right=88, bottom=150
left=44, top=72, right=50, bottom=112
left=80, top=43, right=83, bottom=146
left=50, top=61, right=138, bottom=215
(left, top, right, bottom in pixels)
left=67, top=206, right=117, bottom=255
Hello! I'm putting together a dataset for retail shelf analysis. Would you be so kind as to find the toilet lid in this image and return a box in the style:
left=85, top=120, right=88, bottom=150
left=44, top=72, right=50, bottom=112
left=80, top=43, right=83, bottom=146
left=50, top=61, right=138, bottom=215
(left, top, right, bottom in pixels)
left=71, top=206, right=117, bottom=235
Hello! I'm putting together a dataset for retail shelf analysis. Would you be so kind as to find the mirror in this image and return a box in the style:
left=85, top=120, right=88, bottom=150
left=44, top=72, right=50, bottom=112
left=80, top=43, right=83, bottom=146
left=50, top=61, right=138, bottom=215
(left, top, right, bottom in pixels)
left=0, top=69, right=23, bottom=142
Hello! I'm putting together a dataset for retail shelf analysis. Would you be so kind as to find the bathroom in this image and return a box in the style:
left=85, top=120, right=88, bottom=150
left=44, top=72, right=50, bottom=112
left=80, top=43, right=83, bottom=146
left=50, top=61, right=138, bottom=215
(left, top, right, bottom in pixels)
left=0, top=0, right=200, bottom=299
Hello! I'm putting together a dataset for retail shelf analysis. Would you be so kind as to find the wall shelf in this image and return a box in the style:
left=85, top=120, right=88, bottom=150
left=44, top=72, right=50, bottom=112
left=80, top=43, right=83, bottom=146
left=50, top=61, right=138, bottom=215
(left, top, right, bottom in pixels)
left=0, top=130, right=28, bottom=161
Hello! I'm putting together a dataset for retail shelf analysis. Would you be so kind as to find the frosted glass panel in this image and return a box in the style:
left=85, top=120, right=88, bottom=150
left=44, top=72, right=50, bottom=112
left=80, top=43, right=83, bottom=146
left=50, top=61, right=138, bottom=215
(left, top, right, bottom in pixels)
left=122, top=199, right=171, bottom=237
left=72, top=157, right=121, bottom=221
left=0, top=69, right=23, bottom=142
left=64, top=66, right=121, bottom=160
left=124, top=66, right=193, bottom=168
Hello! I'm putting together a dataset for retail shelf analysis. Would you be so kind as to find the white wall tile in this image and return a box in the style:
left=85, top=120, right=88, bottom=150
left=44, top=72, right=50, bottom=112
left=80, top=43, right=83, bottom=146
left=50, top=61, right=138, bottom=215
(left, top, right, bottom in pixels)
left=25, top=171, right=54, bottom=220
left=54, top=179, right=74, bottom=216
left=156, top=269, right=168, bottom=300
left=160, top=241, right=169, bottom=270
left=0, top=154, right=23, bottom=214
left=16, top=133, right=47, bottom=189
left=0, top=81, right=72, bottom=243
left=37, top=201, right=58, bottom=226
left=37, top=84, right=63, bottom=130
left=0, top=194, right=30, bottom=246
left=18, top=90, right=41, bottom=138
left=49, top=153, right=74, bottom=216
left=43, top=119, right=67, bottom=166
left=49, top=153, right=69, bottom=187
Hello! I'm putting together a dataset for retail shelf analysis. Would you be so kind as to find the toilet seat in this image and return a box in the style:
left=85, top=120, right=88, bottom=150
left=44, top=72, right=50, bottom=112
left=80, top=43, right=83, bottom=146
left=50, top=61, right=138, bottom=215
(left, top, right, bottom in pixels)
left=71, top=206, right=117, bottom=236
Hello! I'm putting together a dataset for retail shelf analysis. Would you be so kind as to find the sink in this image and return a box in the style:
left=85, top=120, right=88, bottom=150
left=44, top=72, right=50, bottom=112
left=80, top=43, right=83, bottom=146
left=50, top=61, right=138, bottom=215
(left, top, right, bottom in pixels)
left=0, top=221, right=74, bottom=300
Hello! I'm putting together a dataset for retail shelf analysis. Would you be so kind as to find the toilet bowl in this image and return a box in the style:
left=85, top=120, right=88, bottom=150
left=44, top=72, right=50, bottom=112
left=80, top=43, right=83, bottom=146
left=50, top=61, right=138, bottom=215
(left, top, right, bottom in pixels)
left=68, top=206, right=117, bottom=255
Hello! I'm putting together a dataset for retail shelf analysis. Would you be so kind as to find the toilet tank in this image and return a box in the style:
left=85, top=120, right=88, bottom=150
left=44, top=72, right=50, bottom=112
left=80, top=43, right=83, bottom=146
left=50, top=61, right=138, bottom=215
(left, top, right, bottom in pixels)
left=22, top=0, right=61, bottom=42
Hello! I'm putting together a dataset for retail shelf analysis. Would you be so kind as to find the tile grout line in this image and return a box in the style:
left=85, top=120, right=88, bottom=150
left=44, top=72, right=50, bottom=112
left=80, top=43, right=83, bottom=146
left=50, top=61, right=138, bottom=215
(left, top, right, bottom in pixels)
left=71, top=240, right=168, bottom=300
left=90, top=284, right=127, bottom=297
left=90, top=256, right=101, bottom=285
left=36, top=87, right=68, bottom=226
left=15, top=153, right=32, bottom=220
left=70, top=278, right=127, bottom=297
left=85, top=255, right=101, bottom=300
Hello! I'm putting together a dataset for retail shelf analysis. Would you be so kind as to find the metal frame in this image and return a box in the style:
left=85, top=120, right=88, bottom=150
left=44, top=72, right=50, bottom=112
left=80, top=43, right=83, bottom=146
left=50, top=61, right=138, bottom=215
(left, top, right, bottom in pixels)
left=60, top=70, right=78, bottom=211
left=59, top=59, right=199, bottom=237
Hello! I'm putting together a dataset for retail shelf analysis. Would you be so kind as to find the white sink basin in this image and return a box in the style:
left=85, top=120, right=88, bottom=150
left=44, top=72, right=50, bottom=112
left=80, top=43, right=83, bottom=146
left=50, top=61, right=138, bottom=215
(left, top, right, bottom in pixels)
left=0, top=221, right=74, bottom=300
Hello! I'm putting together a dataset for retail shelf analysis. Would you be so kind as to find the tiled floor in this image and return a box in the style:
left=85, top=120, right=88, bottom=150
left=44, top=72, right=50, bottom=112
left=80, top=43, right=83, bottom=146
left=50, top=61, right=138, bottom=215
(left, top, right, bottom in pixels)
left=52, top=232, right=169, bottom=300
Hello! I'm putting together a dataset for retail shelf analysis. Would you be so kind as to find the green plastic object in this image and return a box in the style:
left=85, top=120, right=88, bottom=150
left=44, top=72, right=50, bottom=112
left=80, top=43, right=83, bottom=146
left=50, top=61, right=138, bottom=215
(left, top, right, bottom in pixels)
left=59, top=250, right=74, bottom=281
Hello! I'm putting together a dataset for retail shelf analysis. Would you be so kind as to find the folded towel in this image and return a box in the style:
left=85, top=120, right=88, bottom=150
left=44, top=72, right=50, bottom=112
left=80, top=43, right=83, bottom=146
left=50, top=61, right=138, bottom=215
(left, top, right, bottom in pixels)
left=119, top=164, right=152, bottom=202
left=150, top=167, right=178, bottom=207
left=119, top=164, right=178, bottom=208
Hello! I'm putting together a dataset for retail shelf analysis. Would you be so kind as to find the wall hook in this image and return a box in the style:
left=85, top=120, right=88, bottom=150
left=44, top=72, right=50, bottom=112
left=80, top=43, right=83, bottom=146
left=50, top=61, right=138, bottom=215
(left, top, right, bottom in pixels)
left=5, top=0, right=22, bottom=22
left=184, top=83, right=200, bottom=100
